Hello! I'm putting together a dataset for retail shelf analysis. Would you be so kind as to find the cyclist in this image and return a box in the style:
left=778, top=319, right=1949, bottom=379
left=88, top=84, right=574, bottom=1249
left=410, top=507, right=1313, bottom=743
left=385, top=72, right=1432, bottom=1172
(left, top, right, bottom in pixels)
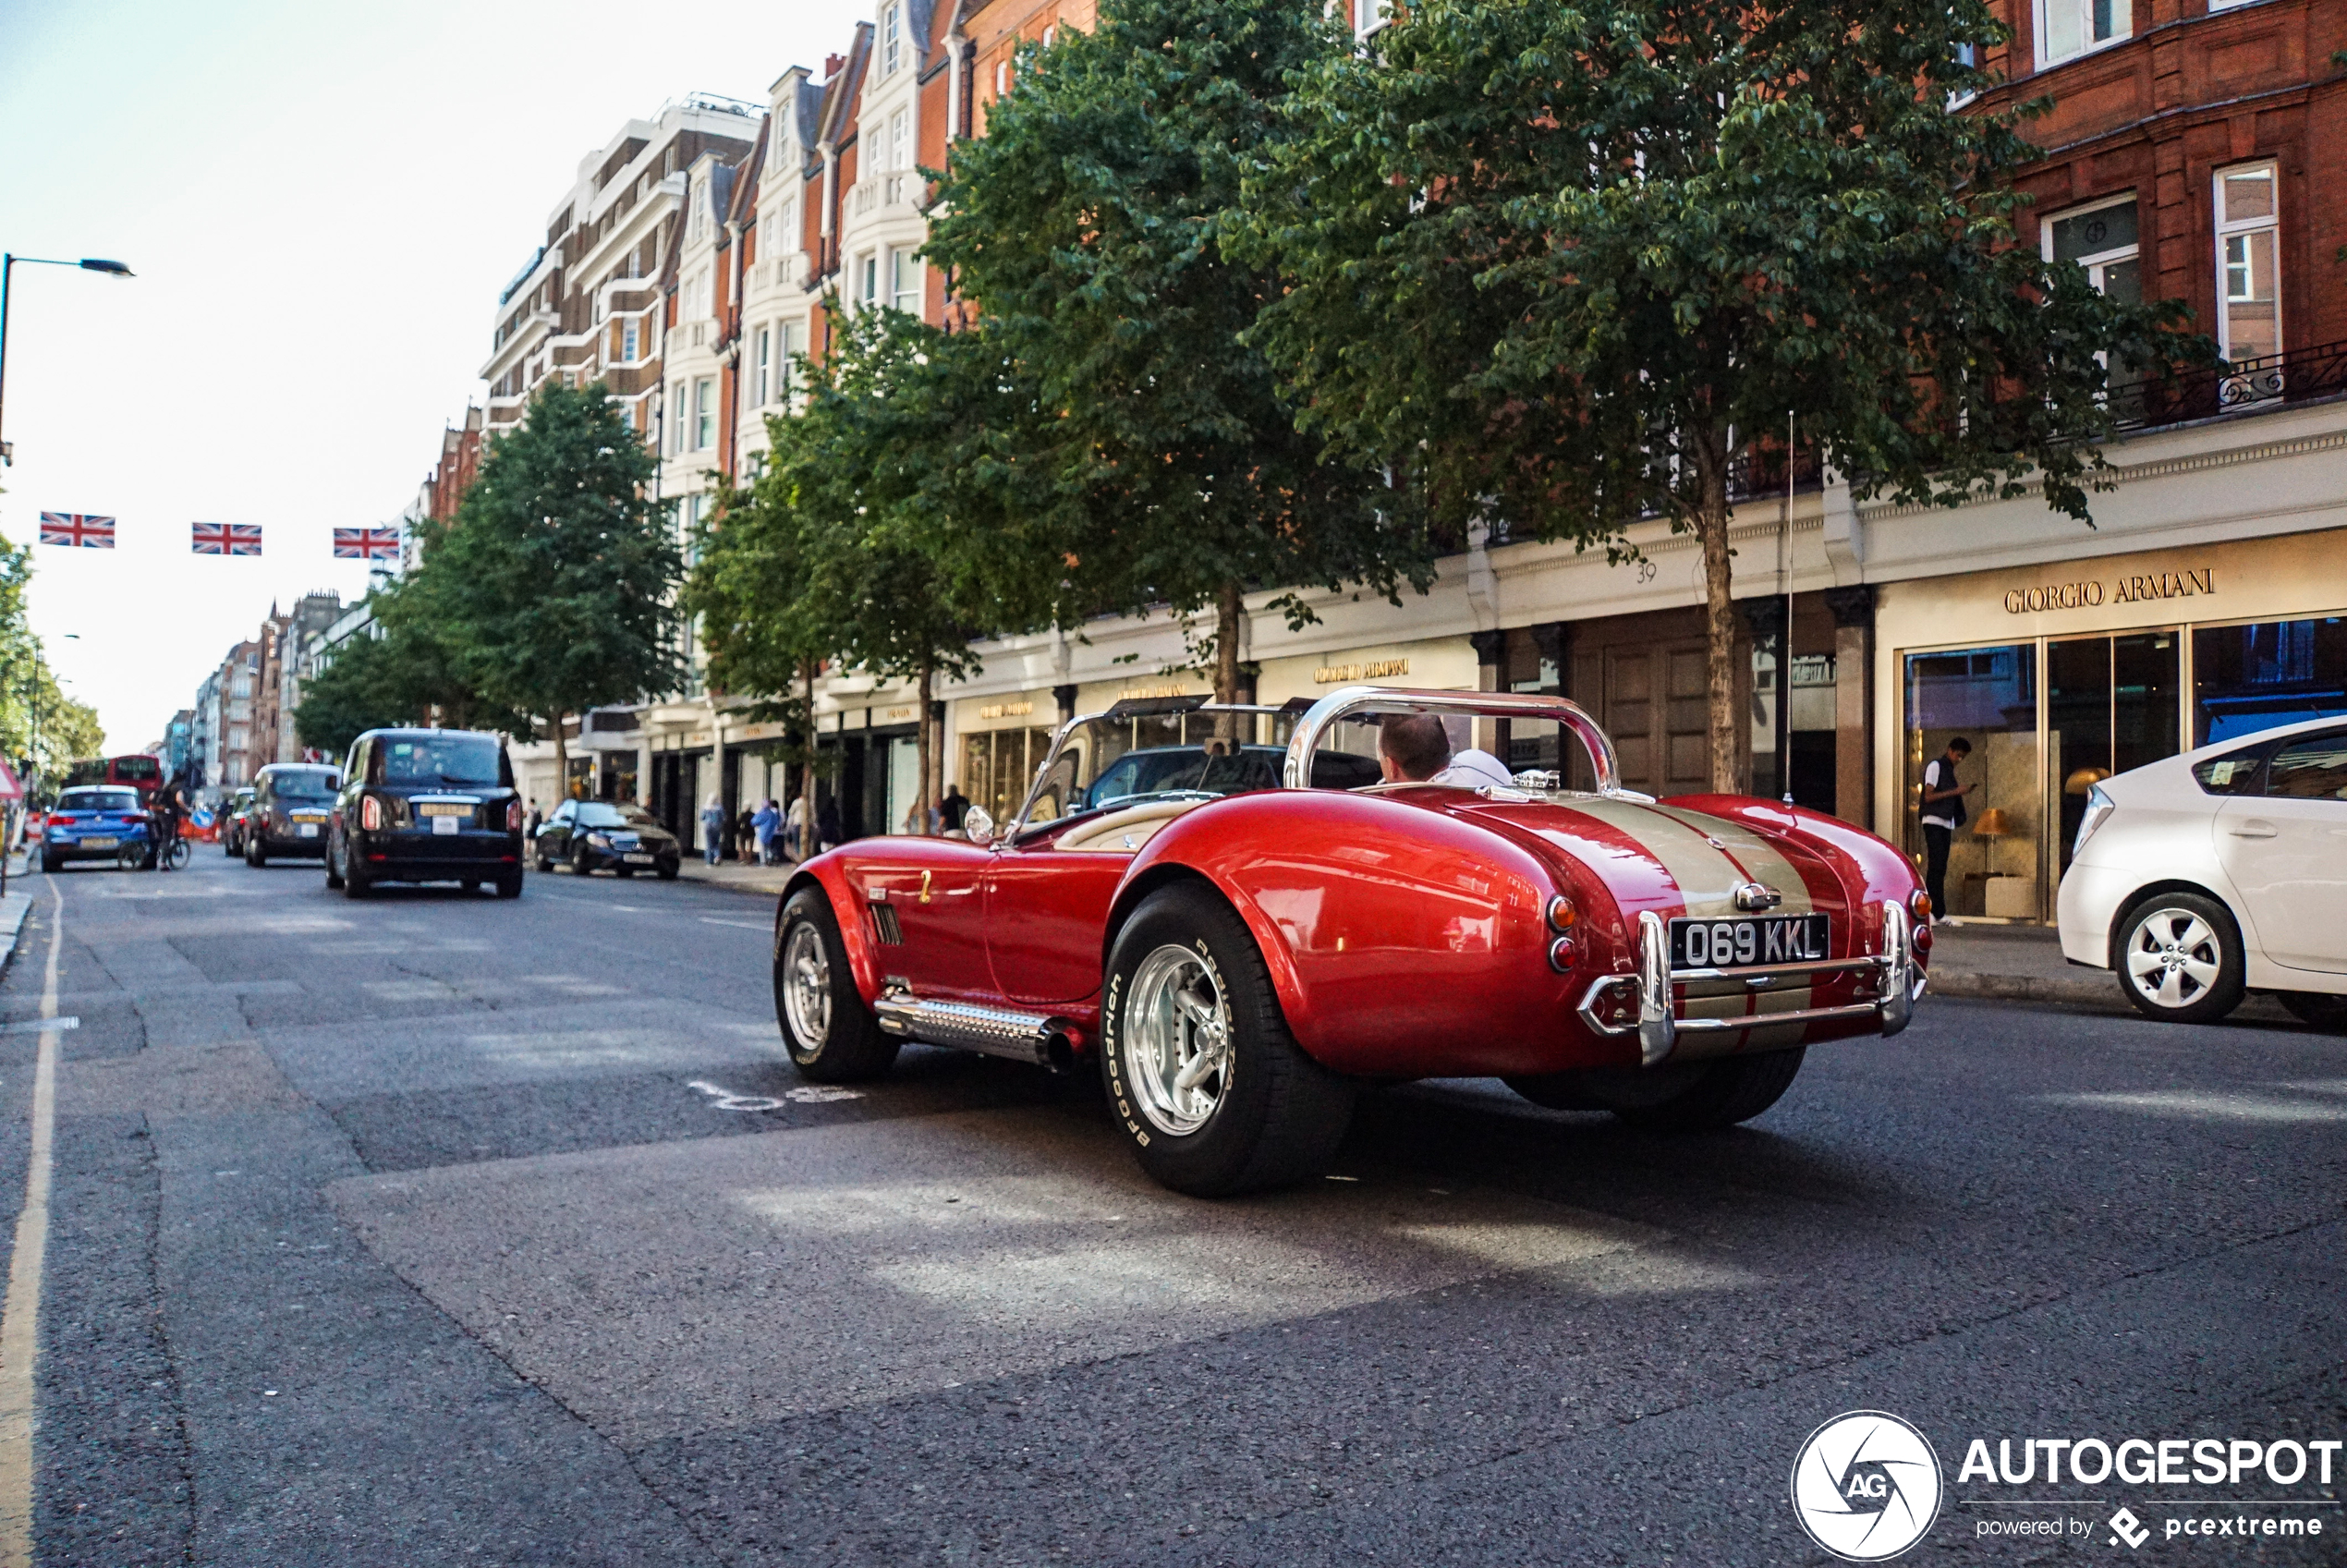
left=149, top=769, right=192, bottom=870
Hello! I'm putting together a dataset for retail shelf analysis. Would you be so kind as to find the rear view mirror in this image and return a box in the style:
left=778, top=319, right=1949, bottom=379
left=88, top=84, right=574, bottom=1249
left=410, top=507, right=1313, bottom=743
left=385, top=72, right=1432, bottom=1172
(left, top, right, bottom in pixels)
left=963, top=806, right=996, bottom=847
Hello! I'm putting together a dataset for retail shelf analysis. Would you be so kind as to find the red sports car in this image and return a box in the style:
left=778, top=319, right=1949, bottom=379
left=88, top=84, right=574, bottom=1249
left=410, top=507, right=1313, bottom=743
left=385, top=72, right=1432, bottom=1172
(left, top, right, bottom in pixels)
left=773, top=687, right=1929, bottom=1196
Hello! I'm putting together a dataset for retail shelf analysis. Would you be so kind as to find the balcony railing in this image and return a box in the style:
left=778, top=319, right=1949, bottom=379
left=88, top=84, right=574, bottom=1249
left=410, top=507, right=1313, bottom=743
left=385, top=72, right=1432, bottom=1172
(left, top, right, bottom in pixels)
left=2110, top=337, right=2347, bottom=433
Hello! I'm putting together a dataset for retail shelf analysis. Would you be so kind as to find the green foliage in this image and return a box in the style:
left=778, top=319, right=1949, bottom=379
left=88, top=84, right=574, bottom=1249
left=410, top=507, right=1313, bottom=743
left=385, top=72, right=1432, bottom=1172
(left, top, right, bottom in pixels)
left=924, top=0, right=1433, bottom=695
left=424, top=380, right=683, bottom=738
left=289, top=581, right=503, bottom=760
left=1242, top=0, right=2210, bottom=783
left=0, top=536, right=103, bottom=786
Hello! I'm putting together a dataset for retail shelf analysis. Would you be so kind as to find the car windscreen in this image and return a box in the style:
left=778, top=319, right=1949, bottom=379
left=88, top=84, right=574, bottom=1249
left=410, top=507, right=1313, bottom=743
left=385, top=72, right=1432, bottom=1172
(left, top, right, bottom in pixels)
left=271, top=770, right=338, bottom=800
left=376, top=735, right=505, bottom=788
left=576, top=803, right=658, bottom=828
left=60, top=789, right=139, bottom=814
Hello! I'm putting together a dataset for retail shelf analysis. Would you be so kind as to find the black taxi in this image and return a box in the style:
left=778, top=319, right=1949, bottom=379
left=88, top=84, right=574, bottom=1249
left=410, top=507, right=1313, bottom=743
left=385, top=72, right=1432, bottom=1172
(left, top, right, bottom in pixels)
left=327, top=728, right=525, bottom=898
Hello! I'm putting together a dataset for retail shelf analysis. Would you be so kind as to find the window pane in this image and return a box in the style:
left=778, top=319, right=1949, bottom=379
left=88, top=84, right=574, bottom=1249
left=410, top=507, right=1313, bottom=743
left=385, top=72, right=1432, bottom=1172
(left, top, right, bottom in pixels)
left=2192, top=746, right=2269, bottom=796
left=2042, top=0, right=2087, bottom=60
left=2221, top=168, right=2275, bottom=224
left=2193, top=618, right=2347, bottom=745
left=1903, top=645, right=2040, bottom=918
left=2266, top=734, right=2347, bottom=801
left=2048, top=638, right=2110, bottom=875
left=2050, top=200, right=2137, bottom=264
left=2221, top=228, right=2280, bottom=360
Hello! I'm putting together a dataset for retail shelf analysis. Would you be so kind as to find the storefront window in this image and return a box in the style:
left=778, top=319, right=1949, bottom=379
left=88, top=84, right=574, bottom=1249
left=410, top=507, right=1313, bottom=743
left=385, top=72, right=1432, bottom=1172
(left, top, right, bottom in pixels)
left=1904, top=645, right=2039, bottom=918
left=2194, top=618, right=2347, bottom=745
left=962, top=725, right=1057, bottom=824
left=2049, top=632, right=2178, bottom=875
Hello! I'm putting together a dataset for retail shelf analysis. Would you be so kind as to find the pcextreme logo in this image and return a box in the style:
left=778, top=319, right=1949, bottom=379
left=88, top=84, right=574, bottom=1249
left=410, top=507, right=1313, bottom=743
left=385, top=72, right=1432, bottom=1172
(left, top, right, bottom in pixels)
left=1791, top=1411, right=1946, bottom=1562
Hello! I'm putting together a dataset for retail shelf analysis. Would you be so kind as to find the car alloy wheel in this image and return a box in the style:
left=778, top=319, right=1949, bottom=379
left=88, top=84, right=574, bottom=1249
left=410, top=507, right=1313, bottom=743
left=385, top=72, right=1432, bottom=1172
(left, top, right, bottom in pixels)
left=1120, top=943, right=1233, bottom=1136
left=2116, top=893, right=2244, bottom=1024
left=779, top=919, right=832, bottom=1050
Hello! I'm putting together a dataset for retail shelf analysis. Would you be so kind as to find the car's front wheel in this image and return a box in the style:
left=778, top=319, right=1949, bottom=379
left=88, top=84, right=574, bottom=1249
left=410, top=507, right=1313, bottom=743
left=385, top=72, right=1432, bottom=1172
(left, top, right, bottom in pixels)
left=1508, top=1049, right=1806, bottom=1131
left=774, top=888, right=896, bottom=1082
left=2115, top=893, right=2244, bottom=1024
left=247, top=834, right=267, bottom=868
left=1101, top=883, right=1354, bottom=1197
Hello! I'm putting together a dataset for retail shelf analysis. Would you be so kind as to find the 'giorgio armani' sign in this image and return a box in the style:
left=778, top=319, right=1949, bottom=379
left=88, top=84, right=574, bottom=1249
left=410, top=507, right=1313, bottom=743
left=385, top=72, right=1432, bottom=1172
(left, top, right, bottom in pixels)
left=2004, top=566, right=2213, bottom=614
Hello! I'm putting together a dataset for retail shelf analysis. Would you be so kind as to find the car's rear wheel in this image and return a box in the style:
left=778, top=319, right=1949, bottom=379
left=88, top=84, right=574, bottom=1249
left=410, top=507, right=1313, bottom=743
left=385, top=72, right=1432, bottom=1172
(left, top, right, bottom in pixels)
left=40, top=853, right=60, bottom=876
left=247, top=835, right=266, bottom=868
left=2115, top=893, right=2244, bottom=1024
left=1509, top=1049, right=1806, bottom=1131
left=324, top=834, right=345, bottom=889
left=774, top=887, right=896, bottom=1082
left=2279, top=991, right=2347, bottom=1032
left=495, top=872, right=523, bottom=900
left=1101, top=883, right=1354, bottom=1197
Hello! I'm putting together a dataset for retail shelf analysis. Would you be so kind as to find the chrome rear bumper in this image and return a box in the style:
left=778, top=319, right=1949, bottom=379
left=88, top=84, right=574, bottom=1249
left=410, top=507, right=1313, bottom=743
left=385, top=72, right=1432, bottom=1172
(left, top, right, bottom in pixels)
left=1578, top=901, right=1924, bottom=1066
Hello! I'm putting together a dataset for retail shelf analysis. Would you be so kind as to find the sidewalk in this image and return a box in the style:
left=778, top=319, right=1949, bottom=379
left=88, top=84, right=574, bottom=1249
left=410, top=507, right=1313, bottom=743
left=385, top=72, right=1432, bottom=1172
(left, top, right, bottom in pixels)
left=1925, top=920, right=2112, bottom=1007
left=673, top=856, right=799, bottom=898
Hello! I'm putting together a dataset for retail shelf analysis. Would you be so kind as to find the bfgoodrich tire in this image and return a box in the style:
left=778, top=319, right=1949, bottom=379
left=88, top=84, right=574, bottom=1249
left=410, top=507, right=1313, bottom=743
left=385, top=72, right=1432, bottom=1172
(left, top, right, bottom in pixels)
left=774, top=887, right=897, bottom=1082
left=2114, top=892, right=2245, bottom=1025
left=1101, top=882, right=1354, bottom=1197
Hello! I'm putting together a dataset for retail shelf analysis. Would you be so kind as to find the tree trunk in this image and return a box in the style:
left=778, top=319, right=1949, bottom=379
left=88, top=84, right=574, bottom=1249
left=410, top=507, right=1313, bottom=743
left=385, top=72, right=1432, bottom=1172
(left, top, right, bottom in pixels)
left=1692, top=431, right=1741, bottom=795
left=799, top=660, right=818, bottom=858
left=551, top=712, right=570, bottom=800
left=1213, top=577, right=1244, bottom=741
left=915, top=663, right=934, bottom=834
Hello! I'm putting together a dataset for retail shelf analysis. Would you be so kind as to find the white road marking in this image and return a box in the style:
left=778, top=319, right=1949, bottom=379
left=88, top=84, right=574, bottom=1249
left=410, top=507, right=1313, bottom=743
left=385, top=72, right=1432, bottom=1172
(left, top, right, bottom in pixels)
left=699, top=918, right=768, bottom=931
left=0, top=878, right=67, bottom=1564
left=785, top=1086, right=864, bottom=1104
left=686, top=1078, right=786, bottom=1112
left=0, top=1019, right=73, bottom=1037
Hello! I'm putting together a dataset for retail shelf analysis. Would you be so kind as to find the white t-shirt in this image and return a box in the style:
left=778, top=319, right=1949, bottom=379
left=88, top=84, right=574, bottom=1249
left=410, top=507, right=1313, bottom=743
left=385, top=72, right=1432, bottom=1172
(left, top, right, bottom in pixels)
left=1430, top=748, right=1517, bottom=790
left=1920, top=757, right=1960, bottom=830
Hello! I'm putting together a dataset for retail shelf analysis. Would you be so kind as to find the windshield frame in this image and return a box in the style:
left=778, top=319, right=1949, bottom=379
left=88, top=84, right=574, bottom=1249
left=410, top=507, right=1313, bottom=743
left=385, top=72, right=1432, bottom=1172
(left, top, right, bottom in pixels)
left=59, top=789, right=140, bottom=814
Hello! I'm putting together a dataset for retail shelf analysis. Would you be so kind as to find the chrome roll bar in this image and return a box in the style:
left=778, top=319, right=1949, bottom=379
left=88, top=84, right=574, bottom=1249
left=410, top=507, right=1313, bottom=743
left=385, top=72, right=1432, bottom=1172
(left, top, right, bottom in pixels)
left=1280, top=685, right=1624, bottom=796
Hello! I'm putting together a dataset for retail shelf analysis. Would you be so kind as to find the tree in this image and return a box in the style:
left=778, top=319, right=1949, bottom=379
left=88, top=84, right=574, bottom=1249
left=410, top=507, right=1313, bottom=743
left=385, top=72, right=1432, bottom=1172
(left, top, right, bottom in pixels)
left=0, top=537, right=103, bottom=788
left=1244, top=0, right=2206, bottom=788
left=425, top=380, right=682, bottom=793
left=925, top=0, right=1433, bottom=723
left=290, top=588, right=505, bottom=760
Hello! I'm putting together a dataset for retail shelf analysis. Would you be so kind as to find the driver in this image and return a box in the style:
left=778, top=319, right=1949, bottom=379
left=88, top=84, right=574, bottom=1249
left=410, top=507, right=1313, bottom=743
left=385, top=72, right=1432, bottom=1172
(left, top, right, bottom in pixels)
left=1376, top=713, right=1516, bottom=790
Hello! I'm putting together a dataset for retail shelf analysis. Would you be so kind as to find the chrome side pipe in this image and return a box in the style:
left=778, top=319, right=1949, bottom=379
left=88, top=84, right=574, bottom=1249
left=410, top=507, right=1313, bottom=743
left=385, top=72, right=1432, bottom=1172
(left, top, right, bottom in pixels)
left=873, top=991, right=1077, bottom=1073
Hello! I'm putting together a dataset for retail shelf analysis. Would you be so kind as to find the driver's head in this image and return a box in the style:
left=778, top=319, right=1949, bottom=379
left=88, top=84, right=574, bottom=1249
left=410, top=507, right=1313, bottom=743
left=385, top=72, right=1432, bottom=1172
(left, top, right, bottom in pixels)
left=1377, top=714, right=1452, bottom=784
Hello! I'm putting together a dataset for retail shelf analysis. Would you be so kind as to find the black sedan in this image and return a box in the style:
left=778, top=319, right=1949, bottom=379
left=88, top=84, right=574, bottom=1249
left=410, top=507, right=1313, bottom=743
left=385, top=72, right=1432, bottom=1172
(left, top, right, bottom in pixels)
left=244, top=763, right=340, bottom=864
left=326, top=727, right=525, bottom=898
left=532, top=799, right=682, bottom=879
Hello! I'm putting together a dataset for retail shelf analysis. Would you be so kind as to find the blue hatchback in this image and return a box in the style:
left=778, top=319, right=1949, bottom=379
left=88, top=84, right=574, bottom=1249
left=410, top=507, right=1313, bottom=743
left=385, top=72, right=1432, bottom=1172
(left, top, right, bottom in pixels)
left=41, top=785, right=152, bottom=871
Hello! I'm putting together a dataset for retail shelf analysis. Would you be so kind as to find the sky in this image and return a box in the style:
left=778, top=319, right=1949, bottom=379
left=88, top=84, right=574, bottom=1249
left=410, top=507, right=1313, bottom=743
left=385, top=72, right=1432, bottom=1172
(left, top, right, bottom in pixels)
left=0, top=0, right=867, bottom=753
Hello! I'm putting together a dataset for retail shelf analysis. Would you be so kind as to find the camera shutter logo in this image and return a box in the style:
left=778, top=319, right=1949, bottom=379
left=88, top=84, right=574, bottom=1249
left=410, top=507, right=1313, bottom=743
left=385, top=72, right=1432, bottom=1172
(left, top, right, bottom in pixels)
left=1790, top=1411, right=1944, bottom=1561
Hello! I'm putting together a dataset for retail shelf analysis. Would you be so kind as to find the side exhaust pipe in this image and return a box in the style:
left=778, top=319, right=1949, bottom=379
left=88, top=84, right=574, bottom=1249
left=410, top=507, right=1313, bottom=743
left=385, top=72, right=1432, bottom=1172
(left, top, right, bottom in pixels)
left=873, top=991, right=1076, bottom=1074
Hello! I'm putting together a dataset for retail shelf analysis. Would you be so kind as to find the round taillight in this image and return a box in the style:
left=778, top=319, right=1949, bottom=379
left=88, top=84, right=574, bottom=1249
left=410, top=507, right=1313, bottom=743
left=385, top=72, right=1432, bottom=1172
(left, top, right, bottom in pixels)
left=1547, top=935, right=1578, bottom=972
left=359, top=796, right=383, bottom=832
left=1910, top=889, right=1933, bottom=920
left=1546, top=894, right=1577, bottom=930
left=1913, top=923, right=1933, bottom=955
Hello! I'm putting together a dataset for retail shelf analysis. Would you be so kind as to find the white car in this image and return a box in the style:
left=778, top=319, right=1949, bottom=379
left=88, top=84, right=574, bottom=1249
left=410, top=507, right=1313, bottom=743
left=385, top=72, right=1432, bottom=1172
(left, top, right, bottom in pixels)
left=2058, top=715, right=2347, bottom=1028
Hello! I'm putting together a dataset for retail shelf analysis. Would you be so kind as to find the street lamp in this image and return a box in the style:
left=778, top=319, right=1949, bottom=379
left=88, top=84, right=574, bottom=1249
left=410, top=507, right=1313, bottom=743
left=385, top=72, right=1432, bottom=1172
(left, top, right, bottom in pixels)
left=0, top=253, right=136, bottom=466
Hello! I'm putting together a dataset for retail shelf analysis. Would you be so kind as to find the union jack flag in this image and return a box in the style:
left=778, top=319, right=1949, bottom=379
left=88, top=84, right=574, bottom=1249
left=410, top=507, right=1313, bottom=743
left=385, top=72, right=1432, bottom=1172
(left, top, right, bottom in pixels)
left=332, top=526, right=401, bottom=561
left=191, top=522, right=262, bottom=555
left=37, top=512, right=115, bottom=548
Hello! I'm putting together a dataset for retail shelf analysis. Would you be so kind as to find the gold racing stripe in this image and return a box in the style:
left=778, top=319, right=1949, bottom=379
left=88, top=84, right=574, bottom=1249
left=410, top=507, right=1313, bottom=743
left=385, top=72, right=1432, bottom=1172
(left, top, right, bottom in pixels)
left=1634, top=803, right=1819, bottom=1052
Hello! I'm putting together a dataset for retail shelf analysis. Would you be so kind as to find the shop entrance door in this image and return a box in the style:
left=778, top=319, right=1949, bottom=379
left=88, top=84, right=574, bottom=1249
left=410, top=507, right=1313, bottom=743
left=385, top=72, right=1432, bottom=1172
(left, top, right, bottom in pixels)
left=1597, top=642, right=1710, bottom=797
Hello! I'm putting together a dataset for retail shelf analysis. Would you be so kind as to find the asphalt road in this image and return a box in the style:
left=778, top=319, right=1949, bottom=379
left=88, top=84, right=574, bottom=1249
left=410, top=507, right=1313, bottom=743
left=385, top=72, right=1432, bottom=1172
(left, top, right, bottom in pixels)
left=1, top=847, right=2341, bottom=1566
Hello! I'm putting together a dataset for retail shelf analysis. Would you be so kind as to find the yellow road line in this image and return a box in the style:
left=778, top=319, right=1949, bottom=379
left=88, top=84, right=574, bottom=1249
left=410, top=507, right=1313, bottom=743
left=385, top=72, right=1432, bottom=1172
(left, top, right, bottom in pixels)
left=0, top=878, right=65, bottom=1566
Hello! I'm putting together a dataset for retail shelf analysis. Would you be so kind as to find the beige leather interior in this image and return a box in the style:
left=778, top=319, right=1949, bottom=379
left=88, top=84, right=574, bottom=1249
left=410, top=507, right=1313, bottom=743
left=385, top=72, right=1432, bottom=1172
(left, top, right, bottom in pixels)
left=1052, top=798, right=1210, bottom=853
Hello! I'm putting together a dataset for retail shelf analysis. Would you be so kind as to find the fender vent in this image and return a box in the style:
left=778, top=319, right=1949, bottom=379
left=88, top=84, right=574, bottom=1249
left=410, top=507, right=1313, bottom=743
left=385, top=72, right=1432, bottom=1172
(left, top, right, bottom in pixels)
left=869, top=905, right=905, bottom=946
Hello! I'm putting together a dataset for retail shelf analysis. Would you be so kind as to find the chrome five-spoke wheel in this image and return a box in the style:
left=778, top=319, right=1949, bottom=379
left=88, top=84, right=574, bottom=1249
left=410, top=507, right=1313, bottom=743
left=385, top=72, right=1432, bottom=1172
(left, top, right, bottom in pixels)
left=780, top=919, right=833, bottom=1050
left=1122, top=943, right=1233, bottom=1136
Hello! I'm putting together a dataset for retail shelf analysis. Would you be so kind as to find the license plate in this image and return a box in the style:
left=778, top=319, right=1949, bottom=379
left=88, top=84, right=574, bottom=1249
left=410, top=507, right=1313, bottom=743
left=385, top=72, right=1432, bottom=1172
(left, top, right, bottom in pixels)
left=83, top=836, right=117, bottom=849
left=419, top=803, right=470, bottom=818
left=432, top=817, right=459, bottom=836
left=1669, top=914, right=1830, bottom=970
left=298, top=823, right=320, bottom=838
left=624, top=852, right=656, bottom=864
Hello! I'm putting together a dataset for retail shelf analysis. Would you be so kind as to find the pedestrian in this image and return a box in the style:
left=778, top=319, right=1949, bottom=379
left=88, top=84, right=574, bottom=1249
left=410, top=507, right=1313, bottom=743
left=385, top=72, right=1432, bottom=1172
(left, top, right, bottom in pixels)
left=784, top=794, right=804, bottom=859
left=940, top=783, right=970, bottom=838
left=1918, top=736, right=1976, bottom=922
left=735, top=806, right=757, bottom=864
left=699, top=793, right=726, bottom=867
left=525, top=797, right=541, bottom=845
left=817, top=796, right=843, bottom=855
left=752, top=796, right=781, bottom=865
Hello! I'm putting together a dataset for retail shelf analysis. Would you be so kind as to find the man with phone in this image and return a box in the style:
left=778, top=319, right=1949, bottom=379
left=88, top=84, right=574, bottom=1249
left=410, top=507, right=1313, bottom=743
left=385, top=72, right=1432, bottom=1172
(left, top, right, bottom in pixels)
left=1918, top=737, right=1976, bottom=922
